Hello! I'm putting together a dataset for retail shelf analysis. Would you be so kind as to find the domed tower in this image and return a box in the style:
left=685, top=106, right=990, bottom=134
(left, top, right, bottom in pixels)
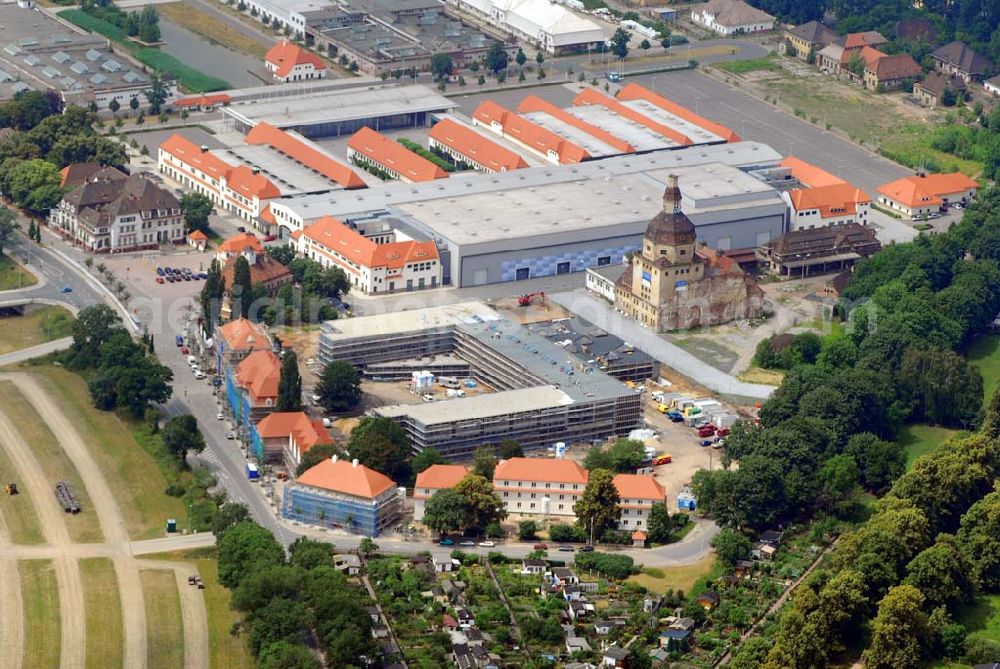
left=642, top=174, right=696, bottom=265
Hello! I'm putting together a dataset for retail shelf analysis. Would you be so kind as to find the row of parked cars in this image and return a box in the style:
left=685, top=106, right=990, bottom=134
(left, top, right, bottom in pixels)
left=155, top=266, right=208, bottom=284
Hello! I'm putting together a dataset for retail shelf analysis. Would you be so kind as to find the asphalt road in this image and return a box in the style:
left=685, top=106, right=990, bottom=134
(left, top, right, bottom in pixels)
left=2, top=233, right=106, bottom=314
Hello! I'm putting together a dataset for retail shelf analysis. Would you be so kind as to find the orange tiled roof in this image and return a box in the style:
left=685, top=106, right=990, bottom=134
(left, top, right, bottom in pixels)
left=187, top=229, right=208, bottom=241
left=855, top=45, right=887, bottom=70
left=160, top=134, right=281, bottom=201
left=780, top=156, right=846, bottom=188
left=256, top=411, right=333, bottom=454
left=472, top=100, right=590, bottom=164
left=174, top=93, right=231, bottom=108
left=265, top=40, right=326, bottom=78
left=617, top=83, right=741, bottom=143
left=235, top=349, right=281, bottom=402
left=613, top=474, right=666, bottom=501
left=217, top=318, right=270, bottom=352
left=843, top=30, right=887, bottom=50
left=572, top=88, right=692, bottom=147
left=428, top=118, right=529, bottom=172
left=245, top=122, right=366, bottom=189
left=260, top=206, right=276, bottom=226
left=788, top=183, right=871, bottom=218
left=301, top=215, right=439, bottom=271
left=219, top=231, right=263, bottom=255
left=297, top=457, right=396, bottom=498
left=516, top=96, right=635, bottom=154
left=876, top=173, right=978, bottom=208
left=222, top=255, right=293, bottom=289
left=347, top=126, right=448, bottom=182
left=414, top=464, right=469, bottom=491
left=160, top=133, right=233, bottom=183
left=493, top=458, right=588, bottom=485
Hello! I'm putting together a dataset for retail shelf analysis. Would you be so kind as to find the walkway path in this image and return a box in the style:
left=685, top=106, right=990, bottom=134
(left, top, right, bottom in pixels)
left=549, top=291, right=777, bottom=400
left=0, top=372, right=212, bottom=669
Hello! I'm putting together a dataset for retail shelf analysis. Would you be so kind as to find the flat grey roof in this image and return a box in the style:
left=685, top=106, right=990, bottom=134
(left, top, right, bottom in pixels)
left=377, top=385, right=574, bottom=424
left=320, top=301, right=502, bottom=341
left=521, top=110, right=621, bottom=156
left=221, top=84, right=457, bottom=129
left=647, top=163, right=784, bottom=212
left=567, top=105, right=673, bottom=151
left=620, top=98, right=726, bottom=144
left=273, top=139, right=782, bottom=228
left=224, top=145, right=343, bottom=193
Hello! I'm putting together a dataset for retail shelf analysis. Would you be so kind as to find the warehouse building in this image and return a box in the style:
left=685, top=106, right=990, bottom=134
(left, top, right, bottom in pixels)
left=428, top=118, right=529, bottom=173
left=445, top=0, right=606, bottom=54
left=268, top=140, right=784, bottom=287
left=282, top=455, right=404, bottom=536
left=220, top=83, right=457, bottom=138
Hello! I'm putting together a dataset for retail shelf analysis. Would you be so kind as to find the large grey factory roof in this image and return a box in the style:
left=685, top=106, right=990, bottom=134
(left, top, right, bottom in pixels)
left=455, top=320, right=634, bottom=402
left=377, top=385, right=574, bottom=424
left=650, top=163, right=784, bottom=212
left=320, top=301, right=502, bottom=341
left=273, top=139, right=782, bottom=224
left=221, top=84, right=457, bottom=129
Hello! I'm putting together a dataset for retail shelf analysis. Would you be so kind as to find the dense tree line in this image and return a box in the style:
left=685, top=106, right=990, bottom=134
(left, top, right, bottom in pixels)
left=695, top=189, right=1000, bottom=532
left=216, top=518, right=374, bottom=668
left=0, top=101, right=125, bottom=216
left=64, top=305, right=173, bottom=417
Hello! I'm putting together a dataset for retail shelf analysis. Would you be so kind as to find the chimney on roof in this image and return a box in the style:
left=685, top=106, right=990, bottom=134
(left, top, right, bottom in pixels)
left=352, top=458, right=359, bottom=467
left=332, top=454, right=338, bottom=462
left=200, top=145, right=208, bottom=153
left=663, top=174, right=682, bottom=214
left=252, top=167, right=260, bottom=175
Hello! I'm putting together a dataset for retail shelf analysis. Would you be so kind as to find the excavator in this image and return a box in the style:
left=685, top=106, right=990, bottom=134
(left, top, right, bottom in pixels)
left=517, top=291, right=545, bottom=307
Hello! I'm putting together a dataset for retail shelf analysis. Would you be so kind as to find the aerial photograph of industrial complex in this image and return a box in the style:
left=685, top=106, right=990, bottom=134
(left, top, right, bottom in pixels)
left=1, top=0, right=1000, bottom=666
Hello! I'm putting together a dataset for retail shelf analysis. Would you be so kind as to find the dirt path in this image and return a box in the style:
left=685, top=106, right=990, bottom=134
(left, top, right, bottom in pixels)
left=3, top=374, right=148, bottom=669
left=0, top=406, right=85, bottom=669
left=141, top=561, right=210, bottom=669
left=0, top=516, right=24, bottom=669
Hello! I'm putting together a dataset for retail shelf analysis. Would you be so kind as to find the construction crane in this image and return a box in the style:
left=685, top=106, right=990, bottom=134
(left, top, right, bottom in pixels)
left=517, top=291, right=545, bottom=307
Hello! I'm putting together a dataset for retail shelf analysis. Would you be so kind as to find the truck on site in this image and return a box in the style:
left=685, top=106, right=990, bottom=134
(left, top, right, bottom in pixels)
left=246, top=463, right=259, bottom=481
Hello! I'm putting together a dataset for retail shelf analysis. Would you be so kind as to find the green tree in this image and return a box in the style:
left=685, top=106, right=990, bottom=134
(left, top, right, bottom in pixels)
left=67, top=304, right=127, bottom=368
left=411, top=447, right=444, bottom=476
left=646, top=502, right=673, bottom=543
left=258, top=641, right=321, bottom=669
left=8, top=159, right=61, bottom=214
left=430, top=53, right=453, bottom=81
left=161, top=414, right=205, bottom=465
left=485, top=41, right=508, bottom=74
left=640, top=38, right=651, bottom=51
left=180, top=192, right=214, bottom=234
left=498, top=439, right=522, bottom=459
left=610, top=28, right=631, bottom=59
left=898, top=347, right=983, bottom=427
left=276, top=351, right=302, bottom=411
left=108, top=98, right=120, bottom=115
left=0, top=206, right=17, bottom=256
left=472, top=445, right=497, bottom=480
left=904, top=534, right=975, bottom=610
left=863, top=585, right=929, bottom=669
left=143, top=73, right=168, bottom=114
left=819, top=453, right=860, bottom=501
left=358, top=537, right=378, bottom=557
left=231, top=255, right=253, bottom=320
left=535, top=51, right=544, bottom=65
left=287, top=537, right=332, bottom=571
left=129, top=96, right=140, bottom=114
left=347, top=416, right=410, bottom=482
left=957, top=487, right=1000, bottom=590
left=515, top=48, right=527, bottom=69
left=574, top=468, right=620, bottom=540
left=712, top=527, right=752, bottom=565
left=199, top=259, right=225, bottom=333
left=247, top=597, right=311, bottom=656
left=845, top=432, right=904, bottom=493
left=518, top=520, right=538, bottom=540
left=422, top=488, right=467, bottom=535
left=454, top=474, right=506, bottom=533
left=217, top=521, right=285, bottom=588
left=315, top=360, right=361, bottom=413
left=847, top=52, right=866, bottom=78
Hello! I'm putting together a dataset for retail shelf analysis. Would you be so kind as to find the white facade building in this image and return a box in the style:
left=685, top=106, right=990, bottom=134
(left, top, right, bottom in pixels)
left=690, top=0, right=774, bottom=36
left=493, top=458, right=588, bottom=518
left=447, top=0, right=605, bottom=53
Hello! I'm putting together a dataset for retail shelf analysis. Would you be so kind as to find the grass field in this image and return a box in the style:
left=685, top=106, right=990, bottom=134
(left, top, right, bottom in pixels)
left=0, top=306, right=74, bottom=355
left=0, top=254, right=37, bottom=291
left=958, top=593, right=1000, bottom=645
left=0, top=381, right=102, bottom=544
left=20, top=560, right=61, bottom=669
left=716, top=55, right=781, bottom=74
left=141, top=569, right=184, bottom=669
left=0, top=444, right=43, bottom=544
left=898, top=423, right=961, bottom=470
left=81, top=558, right=123, bottom=669
left=968, top=334, right=1000, bottom=404
left=627, top=555, right=719, bottom=595
left=58, top=9, right=230, bottom=92
left=157, top=1, right=268, bottom=59
left=738, top=366, right=785, bottom=385
left=22, top=367, right=186, bottom=539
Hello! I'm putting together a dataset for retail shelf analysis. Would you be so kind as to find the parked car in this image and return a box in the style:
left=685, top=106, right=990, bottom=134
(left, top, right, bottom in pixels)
left=439, top=538, right=455, bottom=546
left=180, top=346, right=189, bottom=354
left=533, top=543, right=548, bottom=550
left=60, top=286, right=72, bottom=293
left=697, top=426, right=716, bottom=438
left=717, top=427, right=731, bottom=437
left=194, top=371, right=205, bottom=380
left=226, top=431, right=235, bottom=439
left=156, top=267, right=164, bottom=276
left=459, top=540, right=476, bottom=547
left=263, top=234, right=277, bottom=242
left=155, top=277, right=164, bottom=284
left=478, top=541, right=495, bottom=548
left=699, top=439, right=713, bottom=447
left=557, top=546, right=575, bottom=552
left=164, top=267, right=173, bottom=275
left=666, top=410, right=684, bottom=422
left=422, top=394, right=435, bottom=402
left=216, top=412, right=224, bottom=420
left=580, top=545, right=594, bottom=552
left=175, top=335, right=184, bottom=346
